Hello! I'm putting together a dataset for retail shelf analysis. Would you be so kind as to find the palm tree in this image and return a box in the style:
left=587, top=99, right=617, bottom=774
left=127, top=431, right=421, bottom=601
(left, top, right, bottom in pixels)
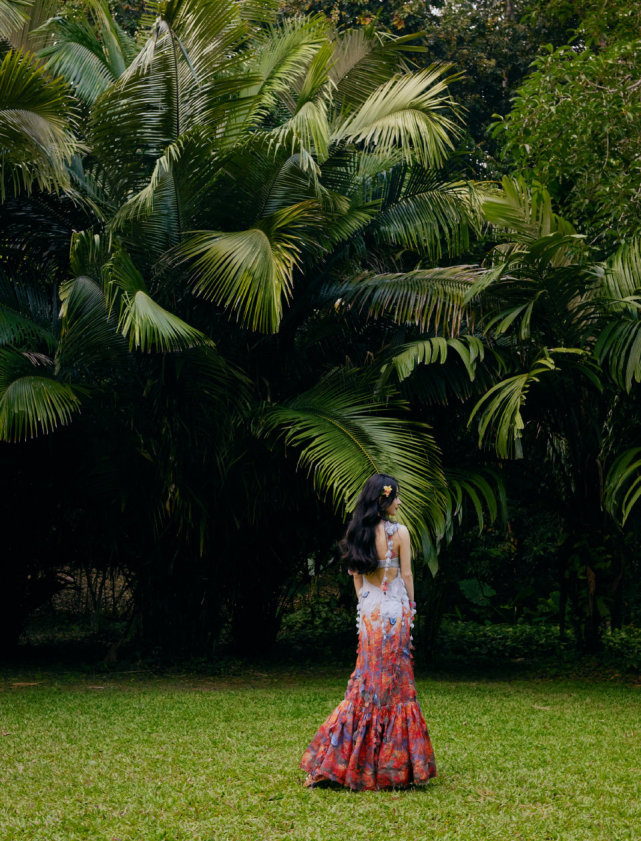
left=0, top=0, right=502, bottom=655
left=458, top=177, right=641, bottom=646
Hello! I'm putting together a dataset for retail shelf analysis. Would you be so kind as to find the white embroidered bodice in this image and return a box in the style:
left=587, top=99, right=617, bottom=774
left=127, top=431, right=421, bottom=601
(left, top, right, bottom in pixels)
left=378, top=520, right=400, bottom=569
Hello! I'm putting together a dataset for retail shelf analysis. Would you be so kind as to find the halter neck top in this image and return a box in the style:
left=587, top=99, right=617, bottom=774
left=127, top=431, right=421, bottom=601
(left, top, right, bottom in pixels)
left=377, top=556, right=400, bottom=569
left=376, top=520, right=400, bottom=568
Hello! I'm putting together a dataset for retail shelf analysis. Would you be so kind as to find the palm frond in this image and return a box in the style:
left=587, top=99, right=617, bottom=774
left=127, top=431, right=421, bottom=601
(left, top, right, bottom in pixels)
left=135, top=0, right=248, bottom=70
left=0, top=0, right=29, bottom=34
left=382, top=335, right=486, bottom=383
left=594, top=240, right=641, bottom=391
left=0, top=302, right=57, bottom=350
left=237, top=0, right=280, bottom=24
left=107, top=249, right=211, bottom=352
left=467, top=230, right=593, bottom=343
left=262, top=369, right=446, bottom=548
left=247, top=14, right=327, bottom=115
left=0, top=269, right=58, bottom=350
left=604, top=447, right=641, bottom=526
left=87, top=0, right=138, bottom=72
left=595, top=314, right=641, bottom=393
left=481, top=290, right=541, bottom=341
left=444, top=468, right=506, bottom=533
left=56, top=275, right=125, bottom=377
left=177, top=200, right=322, bottom=333
left=90, top=51, right=182, bottom=180
left=483, top=176, right=577, bottom=244
left=69, top=230, right=112, bottom=282
left=333, top=65, right=459, bottom=168
left=329, top=29, right=424, bottom=110
left=121, top=0, right=253, bottom=139
left=110, top=140, right=184, bottom=242
left=40, top=35, right=114, bottom=103
left=424, top=467, right=507, bottom=574
left=0, top=347, right=81, bottom=441
left=109, top=127, right=228, bottom=262
left=0, top=48, right=79, bottom=198
left=260, top=151, right=321, bottom=216
left=5, top=0, right=59, bottom=52
left=296, top=39, right=333, bottom=107
left=373, top=177, right=483, bottom=259
left=599, top=238, right=641, bottom=300
left=265, top=96, right=330, bottom=164
left=468, top=353, right=573, bottom=458
left=319, top=195, right=380, bottom=251
left=36, top=0, right=135, bottom=105
left=342, top=265, right=480, bottom=335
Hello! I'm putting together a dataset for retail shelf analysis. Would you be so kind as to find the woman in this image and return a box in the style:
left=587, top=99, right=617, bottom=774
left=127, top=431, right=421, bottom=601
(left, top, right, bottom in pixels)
left=301, top=474, right=437, bottom=790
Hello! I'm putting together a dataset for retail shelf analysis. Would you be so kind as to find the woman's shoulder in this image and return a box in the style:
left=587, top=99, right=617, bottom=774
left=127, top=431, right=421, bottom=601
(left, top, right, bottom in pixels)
left=393, top=523, right=410, bottom=544
left=385, top=520, right=409, bottom=537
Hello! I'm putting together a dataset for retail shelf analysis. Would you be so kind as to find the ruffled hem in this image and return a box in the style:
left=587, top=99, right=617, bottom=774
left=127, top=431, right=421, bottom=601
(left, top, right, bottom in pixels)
left=300, top=698, right=437, bottom=791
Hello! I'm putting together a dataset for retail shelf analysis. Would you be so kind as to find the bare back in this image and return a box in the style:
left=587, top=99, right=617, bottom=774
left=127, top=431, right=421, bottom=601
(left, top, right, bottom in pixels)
left=363, top=521, right=401, bottom=587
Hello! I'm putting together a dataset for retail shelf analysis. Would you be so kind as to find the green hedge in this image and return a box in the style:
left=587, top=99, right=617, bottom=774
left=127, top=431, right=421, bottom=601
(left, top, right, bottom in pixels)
left=278, top=599, right=641, bottom=671
left=277, top=597, right=355, bottom=660
left=438, top=621, right=641, bottom=672
left=436, top=620, right=570, bottom=661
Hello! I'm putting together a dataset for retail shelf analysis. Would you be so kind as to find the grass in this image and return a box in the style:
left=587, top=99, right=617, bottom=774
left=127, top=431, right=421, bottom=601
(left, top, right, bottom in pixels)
left=1, top=666, right=640, bottom=841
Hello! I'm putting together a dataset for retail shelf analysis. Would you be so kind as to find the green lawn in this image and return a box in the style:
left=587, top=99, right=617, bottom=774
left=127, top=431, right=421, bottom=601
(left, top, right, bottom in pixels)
left=1, top=667, right=640, bottom=840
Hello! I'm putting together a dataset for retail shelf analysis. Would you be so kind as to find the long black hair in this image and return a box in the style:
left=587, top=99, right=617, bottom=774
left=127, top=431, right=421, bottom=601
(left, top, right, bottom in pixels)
left=340, top=474, right=399, bottom=575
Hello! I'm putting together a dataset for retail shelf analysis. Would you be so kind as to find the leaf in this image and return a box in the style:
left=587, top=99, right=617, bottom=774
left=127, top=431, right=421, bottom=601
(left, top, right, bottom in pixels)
left=594, top=240, right=641, bottom=392
left=468, top=355, right=558, bottom=459
left=0, top=48, right=79, bottom=198
left=36, top=0, right=136, bottom=105
left=604, top=447, right=641, bottom=526
left=107, top=249, right=211, bottom=352
left=342, top=265, right=479, bottom=336
left=459, top=578, right=496, bottom=606
left=0, top=266, right=58, bottom=349
left=383, top=335, right=486, bottom=383
left=424, top=467, right=506, bottom=573
left=56, top=275, right=125, bottom=377
left=373, top=177, right=483, bottom=260
left=262, top=369, right=447, bottom=549
left=248, top=14, right=328, bottom=119
left=333, top=65, right=460, bottom=169
left=329, top=29, right=424, bottom=110
left=482, top=176, right=577, bottom=243
left=0, top=0, right=29, bottom=35
left=177, top=200, right=322, bottom=333
left=0, top=348, right=82, bottom=441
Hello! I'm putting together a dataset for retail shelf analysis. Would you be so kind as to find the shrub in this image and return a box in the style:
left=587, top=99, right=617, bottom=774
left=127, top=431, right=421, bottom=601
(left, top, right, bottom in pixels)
left=276, top=597, right=354, bottom=660
left=602, top=627, right=641, bottom=672
left=436, top=620, right=569, bottom=661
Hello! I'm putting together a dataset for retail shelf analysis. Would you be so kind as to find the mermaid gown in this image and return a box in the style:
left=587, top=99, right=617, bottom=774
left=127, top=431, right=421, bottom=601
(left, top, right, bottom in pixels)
left=300, top=521, right=437, bottom=790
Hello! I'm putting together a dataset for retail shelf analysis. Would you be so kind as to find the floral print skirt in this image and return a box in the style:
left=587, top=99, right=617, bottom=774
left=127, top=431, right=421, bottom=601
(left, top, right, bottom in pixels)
left=300, top=575, right=437, bottom=790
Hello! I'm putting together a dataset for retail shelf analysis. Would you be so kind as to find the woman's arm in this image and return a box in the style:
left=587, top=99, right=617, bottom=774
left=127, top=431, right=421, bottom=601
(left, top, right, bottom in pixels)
left=351, top=571, right=363, bottom=598
left=398, top=525, right=414, bottom=602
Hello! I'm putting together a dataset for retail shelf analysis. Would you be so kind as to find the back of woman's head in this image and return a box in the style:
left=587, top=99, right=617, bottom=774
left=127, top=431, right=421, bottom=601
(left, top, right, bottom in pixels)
left=340, top=474, right=399, bottom=575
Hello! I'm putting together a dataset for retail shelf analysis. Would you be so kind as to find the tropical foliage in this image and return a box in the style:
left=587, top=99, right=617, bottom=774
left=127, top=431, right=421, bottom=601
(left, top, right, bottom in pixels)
left=2, top=0, right=641, bottom=660
left=278, top=0, right=597, bottom=154
left=496, top=39, right=641, bottom=242
left=464, top=179, right=641, bottom=644
left=0, top=0, right=504, bottom=655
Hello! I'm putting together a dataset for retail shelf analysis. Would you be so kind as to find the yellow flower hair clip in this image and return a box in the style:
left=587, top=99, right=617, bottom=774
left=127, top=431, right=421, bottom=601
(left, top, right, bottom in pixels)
left=382, top=485, right=392, bottom=497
